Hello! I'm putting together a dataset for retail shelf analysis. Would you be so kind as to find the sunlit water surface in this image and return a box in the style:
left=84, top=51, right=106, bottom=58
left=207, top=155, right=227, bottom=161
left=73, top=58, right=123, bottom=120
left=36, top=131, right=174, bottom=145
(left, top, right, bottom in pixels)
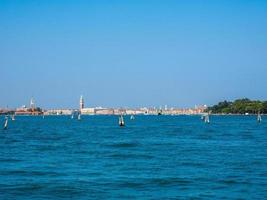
left=0, top=115, right=267, bottom=199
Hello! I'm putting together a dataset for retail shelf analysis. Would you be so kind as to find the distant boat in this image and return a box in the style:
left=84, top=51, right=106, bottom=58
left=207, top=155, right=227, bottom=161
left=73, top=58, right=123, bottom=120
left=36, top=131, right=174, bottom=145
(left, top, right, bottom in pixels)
left=11, top=115, right=15, bottom=121
left=78, top=114, right=81, bottom=121
left=71, top=114, right=74, bottom=119
left=3, top=116, right=8, bottom=130
left=204, top=114, right=210, bottom=124
left=257, top=113, right=262, bottom=123
left=119, top=115, right=125, bottom=126
left=130, top=115, right=135, bottom=120
left=201, top=115, right=205, bottom=121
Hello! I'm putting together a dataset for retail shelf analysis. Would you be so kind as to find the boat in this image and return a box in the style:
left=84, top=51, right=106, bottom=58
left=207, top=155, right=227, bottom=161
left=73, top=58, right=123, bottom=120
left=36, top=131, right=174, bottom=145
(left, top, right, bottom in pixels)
left=257, top=112, right=262, bottom=123
left=3, top=116, right=8, bottom=130
left=71, top=114, right=74, bottom=119
left=78, top=114, right=81, bottom=121
left=119, top=115, right=125, bottom=126
left=130, top=115, right=135, bottom=120
left=11, top=115, right=15, bottom=121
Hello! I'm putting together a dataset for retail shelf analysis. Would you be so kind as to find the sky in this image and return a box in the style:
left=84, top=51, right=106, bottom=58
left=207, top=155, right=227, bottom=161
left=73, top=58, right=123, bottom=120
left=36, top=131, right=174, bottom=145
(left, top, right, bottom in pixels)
left=0, top=0, right=267, bottom=109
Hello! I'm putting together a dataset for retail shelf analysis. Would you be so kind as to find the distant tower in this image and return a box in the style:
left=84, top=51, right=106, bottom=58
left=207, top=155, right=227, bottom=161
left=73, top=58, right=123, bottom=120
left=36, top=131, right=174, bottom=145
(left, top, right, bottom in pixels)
left=30, top=97, right=35, bottom=111
left=80, top=95, right=84, bottom=110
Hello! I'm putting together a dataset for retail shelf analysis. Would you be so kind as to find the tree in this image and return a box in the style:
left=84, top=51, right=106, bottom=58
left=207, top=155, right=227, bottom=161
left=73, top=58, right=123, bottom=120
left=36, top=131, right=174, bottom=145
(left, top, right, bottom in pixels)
left=207, top=98, right=266, bottom=114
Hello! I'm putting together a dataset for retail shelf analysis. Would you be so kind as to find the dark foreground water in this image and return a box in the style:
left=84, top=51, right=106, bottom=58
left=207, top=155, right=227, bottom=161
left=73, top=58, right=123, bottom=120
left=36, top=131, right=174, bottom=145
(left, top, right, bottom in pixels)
left=0, top=115, right=267, bottom=200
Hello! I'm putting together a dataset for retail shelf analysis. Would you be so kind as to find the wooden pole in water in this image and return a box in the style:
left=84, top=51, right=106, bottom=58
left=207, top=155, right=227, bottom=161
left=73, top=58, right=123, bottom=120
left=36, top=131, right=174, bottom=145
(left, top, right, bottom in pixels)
left=3, top=116, right=8, bottom=130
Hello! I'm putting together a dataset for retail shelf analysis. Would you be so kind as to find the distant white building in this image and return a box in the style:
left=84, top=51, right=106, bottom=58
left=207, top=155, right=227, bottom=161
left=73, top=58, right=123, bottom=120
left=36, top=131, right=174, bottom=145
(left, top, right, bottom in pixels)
left=45, top=109, right=73, bottom=115
left=81, top=108, right=95, bottom=115
left=95, top=108, right=114, bottom=115
left=165, top=105, right=168, bottom=111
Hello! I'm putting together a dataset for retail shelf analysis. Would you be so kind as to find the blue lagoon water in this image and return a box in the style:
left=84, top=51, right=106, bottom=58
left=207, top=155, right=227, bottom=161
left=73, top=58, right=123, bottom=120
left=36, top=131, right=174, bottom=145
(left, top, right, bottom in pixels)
left=0, top=115, right=267, bottom=199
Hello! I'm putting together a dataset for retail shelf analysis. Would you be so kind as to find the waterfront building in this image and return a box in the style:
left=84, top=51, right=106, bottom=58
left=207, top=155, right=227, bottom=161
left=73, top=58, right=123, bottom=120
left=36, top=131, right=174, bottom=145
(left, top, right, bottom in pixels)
left=95, top=108, right=114, bottom=115
left=45, top=109, right=73, bottom=115
left=125, top=109, right=137, bottom=115
left=15, top=98, right=43, bottom=115
left=81, top=108, right=95, bottom=115
left=0, top=108, right=13, bottom=115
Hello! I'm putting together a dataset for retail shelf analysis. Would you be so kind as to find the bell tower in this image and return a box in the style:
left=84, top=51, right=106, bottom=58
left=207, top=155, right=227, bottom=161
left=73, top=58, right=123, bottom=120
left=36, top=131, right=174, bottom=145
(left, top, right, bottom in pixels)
left=80, top=95, right=84, bottom=110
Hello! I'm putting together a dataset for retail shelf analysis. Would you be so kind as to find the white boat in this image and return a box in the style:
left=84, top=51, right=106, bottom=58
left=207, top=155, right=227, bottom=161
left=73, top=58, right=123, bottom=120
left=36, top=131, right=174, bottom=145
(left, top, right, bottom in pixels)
left=71, top=114, right=74, bottom=119
left=130, top=115, right=135, bottom=120
left=11, top=115, right=15, bottom=121
left=3, top=116, right=8, bottom=130
left=78, top=114, right=81, bottom=120
left=119, top=115, right=125, bottom=126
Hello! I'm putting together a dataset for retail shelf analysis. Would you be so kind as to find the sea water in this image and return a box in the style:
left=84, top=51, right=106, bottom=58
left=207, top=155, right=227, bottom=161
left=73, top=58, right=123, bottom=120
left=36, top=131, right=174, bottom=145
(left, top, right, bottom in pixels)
left=0, top=115, right=267, bottom=199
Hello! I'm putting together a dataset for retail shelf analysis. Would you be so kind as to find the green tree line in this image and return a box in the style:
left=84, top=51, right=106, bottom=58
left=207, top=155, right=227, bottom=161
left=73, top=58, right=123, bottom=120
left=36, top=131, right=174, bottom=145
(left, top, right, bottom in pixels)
left=207, top=98, right=267, bottom=114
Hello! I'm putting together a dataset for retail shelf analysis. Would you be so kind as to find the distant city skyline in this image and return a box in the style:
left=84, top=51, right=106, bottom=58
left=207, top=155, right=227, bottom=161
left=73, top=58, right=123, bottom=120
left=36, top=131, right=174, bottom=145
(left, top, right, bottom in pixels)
left=1, top=96, right=206, bottom=109
left=1, top=1, right=267, bottom=108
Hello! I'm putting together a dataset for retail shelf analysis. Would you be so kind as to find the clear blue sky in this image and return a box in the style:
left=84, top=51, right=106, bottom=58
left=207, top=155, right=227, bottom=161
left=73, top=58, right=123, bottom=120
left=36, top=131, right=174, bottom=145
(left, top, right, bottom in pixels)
left=1, top=0, right=267, bottom=109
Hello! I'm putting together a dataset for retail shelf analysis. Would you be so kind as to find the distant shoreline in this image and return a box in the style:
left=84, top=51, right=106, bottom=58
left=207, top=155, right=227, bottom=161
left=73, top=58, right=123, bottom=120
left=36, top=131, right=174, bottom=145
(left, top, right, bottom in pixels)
left=1, top=113, right=265, bottom=116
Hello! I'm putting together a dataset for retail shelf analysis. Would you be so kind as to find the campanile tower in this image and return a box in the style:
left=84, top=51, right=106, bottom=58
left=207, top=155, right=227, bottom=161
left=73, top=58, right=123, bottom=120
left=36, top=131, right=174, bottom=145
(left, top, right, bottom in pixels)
left=80, top=95, right=84, bottom=110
